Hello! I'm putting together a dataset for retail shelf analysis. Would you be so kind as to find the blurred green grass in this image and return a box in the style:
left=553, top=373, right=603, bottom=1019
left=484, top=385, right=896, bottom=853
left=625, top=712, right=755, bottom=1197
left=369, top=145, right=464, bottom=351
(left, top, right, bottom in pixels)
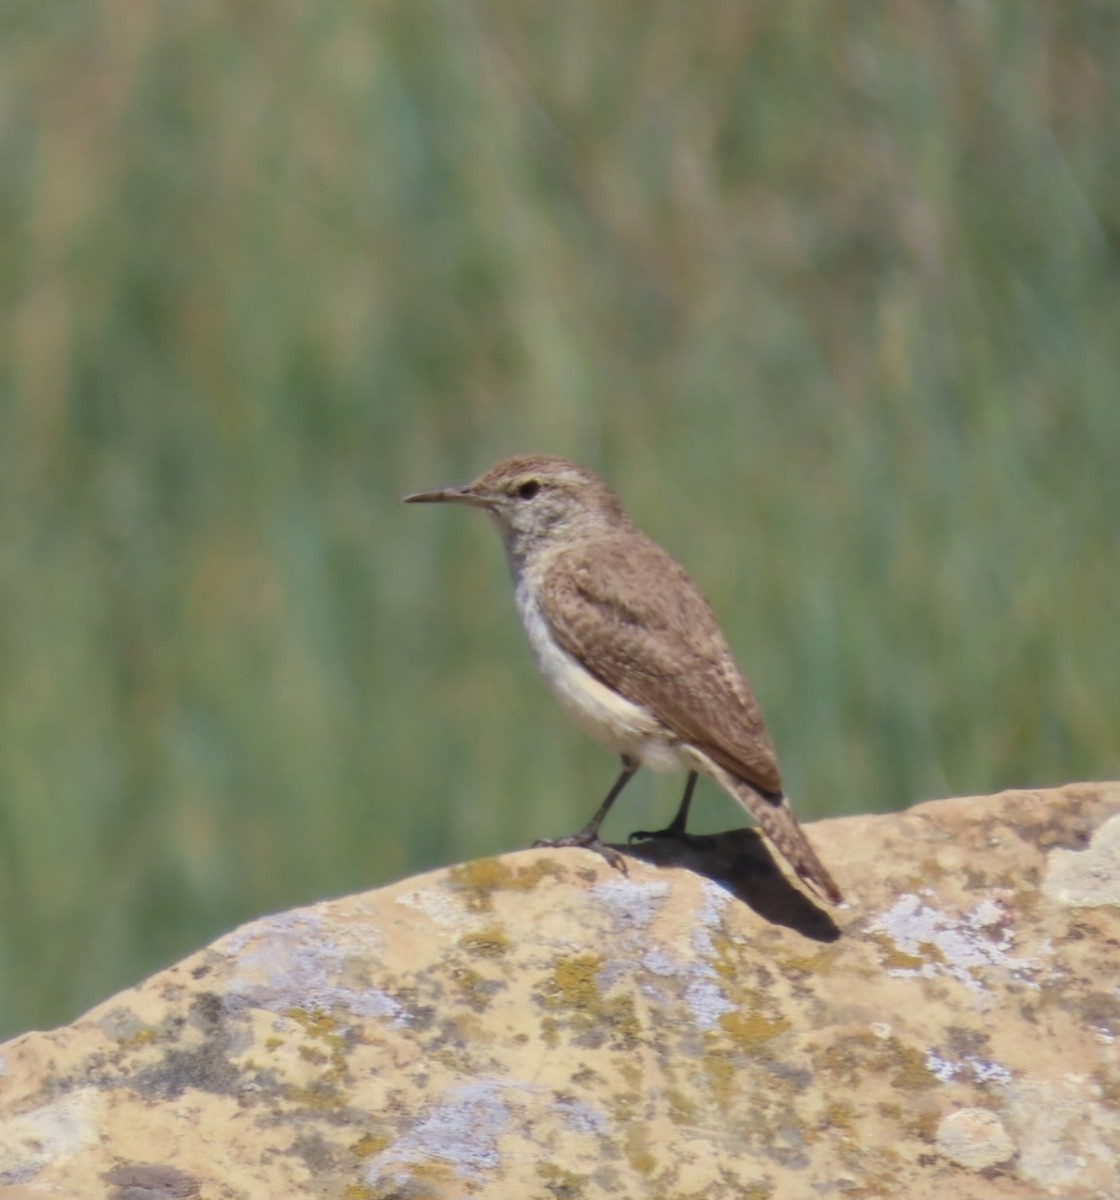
left=1, top=1, right=1117, bottom=1038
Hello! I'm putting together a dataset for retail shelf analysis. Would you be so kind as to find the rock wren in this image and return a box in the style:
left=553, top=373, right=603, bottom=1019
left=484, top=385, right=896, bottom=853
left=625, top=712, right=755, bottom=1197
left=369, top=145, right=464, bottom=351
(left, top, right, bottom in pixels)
left=404, top=454, right=843, bottom=905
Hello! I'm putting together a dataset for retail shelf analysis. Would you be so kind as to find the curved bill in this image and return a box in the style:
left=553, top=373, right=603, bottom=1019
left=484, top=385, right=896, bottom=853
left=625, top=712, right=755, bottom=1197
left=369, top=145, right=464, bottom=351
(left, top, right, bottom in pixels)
left=401, top=485, right=491, bottom=507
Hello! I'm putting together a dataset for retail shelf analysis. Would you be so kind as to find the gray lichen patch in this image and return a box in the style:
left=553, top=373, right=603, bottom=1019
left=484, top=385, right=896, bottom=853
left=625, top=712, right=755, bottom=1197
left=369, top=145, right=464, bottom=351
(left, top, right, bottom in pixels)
left=869, top=893, right=1044, bottom=991
left=363, top=1080, right=515, bottom=1186
left=1043, top=813, right=1120, bottom=908
left=588, top=877, right=670, bottom=932
left=0, top=1091, right=100, bottom=1185
left=215, top=909, right=403, bottom=1023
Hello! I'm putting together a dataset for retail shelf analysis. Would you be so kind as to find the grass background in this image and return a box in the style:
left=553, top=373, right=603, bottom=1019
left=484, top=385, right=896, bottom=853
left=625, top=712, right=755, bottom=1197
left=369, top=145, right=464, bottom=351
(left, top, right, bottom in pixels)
left=1, top=1, right=1117, bottom=1039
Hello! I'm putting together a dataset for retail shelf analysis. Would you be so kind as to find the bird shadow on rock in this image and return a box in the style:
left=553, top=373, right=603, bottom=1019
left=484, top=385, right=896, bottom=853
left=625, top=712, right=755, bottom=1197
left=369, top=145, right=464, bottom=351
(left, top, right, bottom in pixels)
left=621, top=829, right=842, bottom=943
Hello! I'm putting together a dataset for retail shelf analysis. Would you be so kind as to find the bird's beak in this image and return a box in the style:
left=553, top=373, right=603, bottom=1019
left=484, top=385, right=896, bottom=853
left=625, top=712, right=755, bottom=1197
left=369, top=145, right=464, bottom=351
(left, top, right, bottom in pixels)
left=402, top=484, right=494, bottom=509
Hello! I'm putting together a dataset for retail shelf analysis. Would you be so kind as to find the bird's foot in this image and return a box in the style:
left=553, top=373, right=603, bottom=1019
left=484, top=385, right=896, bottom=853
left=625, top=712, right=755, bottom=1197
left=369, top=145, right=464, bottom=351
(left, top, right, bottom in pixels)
left=532, top=833, right=629, bottom=875
left=624, top=825, right=686, bottom=844
left=628, top=824, right=714, bottom=849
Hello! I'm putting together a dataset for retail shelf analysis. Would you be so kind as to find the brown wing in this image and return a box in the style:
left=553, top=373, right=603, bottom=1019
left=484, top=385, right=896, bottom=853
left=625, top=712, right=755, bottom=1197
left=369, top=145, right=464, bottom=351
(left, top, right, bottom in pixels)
left=541, top=533, right=782, bottom=795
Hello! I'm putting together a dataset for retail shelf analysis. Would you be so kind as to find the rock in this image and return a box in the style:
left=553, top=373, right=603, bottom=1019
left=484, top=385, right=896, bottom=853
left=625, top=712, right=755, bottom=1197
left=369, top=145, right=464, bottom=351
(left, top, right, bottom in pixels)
left=935, top=1106, right=1015, bottom=1170
left=1, top=781, right=1118, bottom=1199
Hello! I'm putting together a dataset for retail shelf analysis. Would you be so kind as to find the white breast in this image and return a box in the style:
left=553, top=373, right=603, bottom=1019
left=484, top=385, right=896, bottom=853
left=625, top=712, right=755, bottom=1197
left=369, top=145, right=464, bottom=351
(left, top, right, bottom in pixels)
left=512, top=575, right=682, bottom=773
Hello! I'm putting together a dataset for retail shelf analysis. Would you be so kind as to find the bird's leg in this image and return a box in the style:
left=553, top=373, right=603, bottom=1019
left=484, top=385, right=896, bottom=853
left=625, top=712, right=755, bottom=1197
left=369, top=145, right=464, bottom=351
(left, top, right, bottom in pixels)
left=629, top=771, right=699, bottom=843
left=532, top=756, right=639, bottom=874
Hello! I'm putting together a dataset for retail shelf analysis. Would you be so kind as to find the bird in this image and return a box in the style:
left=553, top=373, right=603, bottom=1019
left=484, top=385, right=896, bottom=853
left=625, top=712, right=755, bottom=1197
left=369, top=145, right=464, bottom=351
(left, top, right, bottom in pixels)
left=403, top=454, right=843, bottom=905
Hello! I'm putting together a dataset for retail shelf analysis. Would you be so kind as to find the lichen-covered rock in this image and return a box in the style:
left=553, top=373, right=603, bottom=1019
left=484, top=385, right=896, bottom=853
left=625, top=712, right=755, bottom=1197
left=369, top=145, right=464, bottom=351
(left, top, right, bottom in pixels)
left=1, top=782, right=1118, bottom=1199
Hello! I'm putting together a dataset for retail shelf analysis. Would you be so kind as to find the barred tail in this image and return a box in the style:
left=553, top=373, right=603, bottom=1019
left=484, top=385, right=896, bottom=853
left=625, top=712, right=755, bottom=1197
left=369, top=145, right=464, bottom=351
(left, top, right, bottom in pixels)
left=728, top=779, right=844, bottom=905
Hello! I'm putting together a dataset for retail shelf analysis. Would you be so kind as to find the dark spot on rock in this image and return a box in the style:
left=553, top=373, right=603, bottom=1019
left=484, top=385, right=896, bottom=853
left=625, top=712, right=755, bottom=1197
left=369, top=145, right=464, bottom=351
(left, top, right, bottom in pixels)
left=1012, top=814, right=1096, bottom=853
left=190, top=964, right=211, bottom=980
left=128, top=998, right=250, bottom=1101
left=189, top=992, right=225, bottom=1030
left=766, top=1061, right=812, bottom=1090
left=1078, top=989, right=1120, bottom=1028
left=103, top=1162, right=200, bottom=1198
left=403, top=1003, right=437, bottom=1032
left=132, top=1041, right=242, bottom=1101
left=289, top=1132, right=339, bottom=1174
left=0, top=1163, right=39, bottom=1187
left=944, top=1025, right=989, bottom=1057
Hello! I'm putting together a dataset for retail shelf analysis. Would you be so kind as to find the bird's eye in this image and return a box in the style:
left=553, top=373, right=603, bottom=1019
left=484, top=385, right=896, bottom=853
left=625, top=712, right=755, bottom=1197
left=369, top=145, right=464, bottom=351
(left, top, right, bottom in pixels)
left=516, top=480, right=541, bottom=500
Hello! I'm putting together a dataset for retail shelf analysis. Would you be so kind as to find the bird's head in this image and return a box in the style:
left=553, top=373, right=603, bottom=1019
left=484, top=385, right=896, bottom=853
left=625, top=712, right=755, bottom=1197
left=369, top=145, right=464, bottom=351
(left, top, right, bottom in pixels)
left=404, top=455, right=626, bottom=554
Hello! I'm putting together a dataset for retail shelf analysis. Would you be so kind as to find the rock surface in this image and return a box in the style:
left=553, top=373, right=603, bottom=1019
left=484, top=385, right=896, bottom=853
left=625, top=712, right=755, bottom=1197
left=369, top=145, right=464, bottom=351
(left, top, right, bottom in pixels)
left=1, top=782, right=1119, bottom=1200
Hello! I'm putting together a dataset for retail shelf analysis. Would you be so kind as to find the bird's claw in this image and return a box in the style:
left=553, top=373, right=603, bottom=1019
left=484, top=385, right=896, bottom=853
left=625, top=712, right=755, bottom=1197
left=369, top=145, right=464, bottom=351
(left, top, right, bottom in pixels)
left=532, top=834, right=629, bottom=875
left=628, top=824, right=686, bottom=844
